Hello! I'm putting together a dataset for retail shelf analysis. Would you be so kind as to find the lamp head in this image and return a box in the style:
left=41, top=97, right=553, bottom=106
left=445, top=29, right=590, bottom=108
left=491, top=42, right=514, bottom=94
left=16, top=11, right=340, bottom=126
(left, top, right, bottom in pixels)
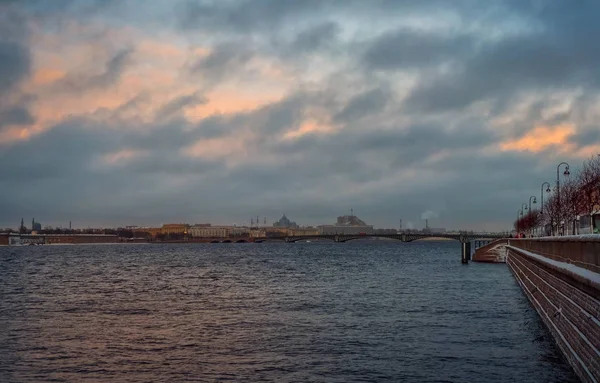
left=546, top=187, right=551, bottom=193
left=533, top=197, right=537, bottom=204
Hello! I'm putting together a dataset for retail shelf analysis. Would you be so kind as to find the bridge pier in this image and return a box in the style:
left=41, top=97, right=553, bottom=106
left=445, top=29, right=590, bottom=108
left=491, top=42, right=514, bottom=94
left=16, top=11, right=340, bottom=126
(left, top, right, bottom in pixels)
left=461, top=242, right=471, bottom=264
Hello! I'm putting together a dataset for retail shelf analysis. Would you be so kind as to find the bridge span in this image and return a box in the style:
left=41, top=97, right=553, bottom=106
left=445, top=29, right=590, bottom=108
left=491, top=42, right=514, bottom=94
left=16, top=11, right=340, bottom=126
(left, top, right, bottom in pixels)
left=264, top=232, right=506, bottom=244
left=254, top=232, right=508, bottom=263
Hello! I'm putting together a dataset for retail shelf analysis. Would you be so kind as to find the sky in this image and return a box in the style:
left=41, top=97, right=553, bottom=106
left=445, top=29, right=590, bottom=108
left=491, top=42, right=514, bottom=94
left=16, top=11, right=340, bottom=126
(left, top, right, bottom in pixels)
left=1, top=0, right=599, bottom=231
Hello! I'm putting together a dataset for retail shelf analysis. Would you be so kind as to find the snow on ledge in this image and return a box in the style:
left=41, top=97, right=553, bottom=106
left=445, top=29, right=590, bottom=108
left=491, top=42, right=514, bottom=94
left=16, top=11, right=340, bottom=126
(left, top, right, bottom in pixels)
left=506, top=245, right=600, bottom=288
left=511, top=234, right=600, bottom=242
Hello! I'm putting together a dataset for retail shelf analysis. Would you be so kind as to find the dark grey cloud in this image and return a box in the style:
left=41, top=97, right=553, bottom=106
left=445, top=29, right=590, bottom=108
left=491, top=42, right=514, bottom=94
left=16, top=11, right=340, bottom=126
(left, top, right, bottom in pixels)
left=402, top=2, right=600, bottom=113
left=290, top=22, right=339, bottom=54
left=0, top=41, right=30, bottom=91
left=334, top=88, right=391, bottom=123
left=0, top=106, right=34, bottom=129
left=181, top=0, right=323, bottom=33
left=571, top=126, right=600, bottom=149
left=191, top=41, right=254, bottom=84
left=363, top=29, right=472, bottom=70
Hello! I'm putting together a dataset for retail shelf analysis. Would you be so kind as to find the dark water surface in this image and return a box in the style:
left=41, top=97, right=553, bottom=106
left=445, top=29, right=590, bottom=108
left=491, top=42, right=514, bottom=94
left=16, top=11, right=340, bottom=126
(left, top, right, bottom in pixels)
left=0, top=241, right=578, bottom=382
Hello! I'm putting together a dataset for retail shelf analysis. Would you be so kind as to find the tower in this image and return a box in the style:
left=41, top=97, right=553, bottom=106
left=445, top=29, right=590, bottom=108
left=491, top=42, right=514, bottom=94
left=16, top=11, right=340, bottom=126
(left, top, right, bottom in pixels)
left=69, top=221, right=72, bottom=230
left=32, top=218, right=35, bottom=232
left=425, top=219, right=429, bottom=229
left=20, top=218, right=24, bottom=234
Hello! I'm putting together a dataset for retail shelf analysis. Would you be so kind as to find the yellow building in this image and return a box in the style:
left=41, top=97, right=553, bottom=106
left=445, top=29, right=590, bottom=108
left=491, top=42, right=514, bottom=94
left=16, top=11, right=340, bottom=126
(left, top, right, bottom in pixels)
left=189, top=225, right=233, bottom=238
left=161, top=224, right=189, bottom=235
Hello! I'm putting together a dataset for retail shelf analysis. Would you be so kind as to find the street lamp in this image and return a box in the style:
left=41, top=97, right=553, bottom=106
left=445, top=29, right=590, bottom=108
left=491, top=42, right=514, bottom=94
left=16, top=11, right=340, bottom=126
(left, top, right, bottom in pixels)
left=556, top=162, right=570, bottom=236
left=521, top=203, right=528, bottom=216
left=540, top=182, right=551, bottom=214
left=528, top=196, right=537, bottom=213
left=556, top=162, right=570, bottom=200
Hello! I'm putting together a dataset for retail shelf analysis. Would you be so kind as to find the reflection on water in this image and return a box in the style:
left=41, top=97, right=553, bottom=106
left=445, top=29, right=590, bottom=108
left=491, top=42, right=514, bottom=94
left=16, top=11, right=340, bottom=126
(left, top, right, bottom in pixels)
left=0, top=241, right=578, bottom=382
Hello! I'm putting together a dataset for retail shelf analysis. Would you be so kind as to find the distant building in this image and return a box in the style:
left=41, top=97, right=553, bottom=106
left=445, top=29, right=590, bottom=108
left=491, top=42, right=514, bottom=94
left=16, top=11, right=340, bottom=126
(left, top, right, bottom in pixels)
left=249, top=229, right=266, bottom=238
left=273, top=214, right=299, bottom=229
left=264, top=227, right=289, bottom=237
left=189, top=225, right=232, bottom=238
left=161, top=224, right=189, bottom=235
left=289, top=227, right=320, bottom=236
left=336, top=214, right=367, bottom=226
left=579, top=208, right=600, bottom=234
left=318, top=213, right=373, bottom=235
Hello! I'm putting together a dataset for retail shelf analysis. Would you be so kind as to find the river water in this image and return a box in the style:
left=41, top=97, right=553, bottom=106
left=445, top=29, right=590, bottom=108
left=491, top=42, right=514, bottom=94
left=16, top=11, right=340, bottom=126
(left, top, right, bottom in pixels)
left=0, top=241, right=578, bottom=382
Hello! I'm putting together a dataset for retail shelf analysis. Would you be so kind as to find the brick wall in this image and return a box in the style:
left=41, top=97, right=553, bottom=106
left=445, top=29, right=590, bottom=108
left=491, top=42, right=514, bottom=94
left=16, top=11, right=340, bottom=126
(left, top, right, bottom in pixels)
left=507, top=247, right=599, bottom=383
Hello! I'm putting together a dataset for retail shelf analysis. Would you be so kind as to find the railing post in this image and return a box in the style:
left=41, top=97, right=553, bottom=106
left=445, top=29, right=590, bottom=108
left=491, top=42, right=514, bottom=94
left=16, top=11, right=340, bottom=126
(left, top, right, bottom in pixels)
left=461, top=241, right=471, bottom=264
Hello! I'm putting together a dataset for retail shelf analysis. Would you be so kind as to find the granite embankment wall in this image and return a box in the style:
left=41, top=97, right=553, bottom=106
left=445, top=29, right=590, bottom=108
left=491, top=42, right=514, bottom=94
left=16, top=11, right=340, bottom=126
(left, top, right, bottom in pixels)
left=472, top=239, right=509, bottom=262
left=506, top=238, right=599, bottom=383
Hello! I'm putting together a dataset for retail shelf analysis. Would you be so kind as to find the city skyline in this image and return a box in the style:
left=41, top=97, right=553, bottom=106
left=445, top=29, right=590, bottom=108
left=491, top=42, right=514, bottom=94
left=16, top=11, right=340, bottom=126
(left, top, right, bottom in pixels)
left=1, top=1, right=599, bottom=231
left=6, top=211, right=448, bottom=232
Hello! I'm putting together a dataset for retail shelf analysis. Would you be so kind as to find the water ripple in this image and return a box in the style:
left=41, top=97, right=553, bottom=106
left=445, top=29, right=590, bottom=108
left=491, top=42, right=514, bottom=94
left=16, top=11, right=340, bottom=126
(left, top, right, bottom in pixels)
left=0, top=241, right=578, bottom=382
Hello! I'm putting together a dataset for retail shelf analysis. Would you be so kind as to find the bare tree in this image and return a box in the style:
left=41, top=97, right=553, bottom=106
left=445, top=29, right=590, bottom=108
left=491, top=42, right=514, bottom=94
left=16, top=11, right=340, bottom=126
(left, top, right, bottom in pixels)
left=576, top=155, right=600, bottom=233
left=561, top=178, right=580, bottom=235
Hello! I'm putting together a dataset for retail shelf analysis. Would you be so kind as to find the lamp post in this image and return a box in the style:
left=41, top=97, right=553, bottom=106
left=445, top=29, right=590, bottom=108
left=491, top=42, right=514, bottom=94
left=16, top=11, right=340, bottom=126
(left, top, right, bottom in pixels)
left=520, top=203, right=528, bottom=237
left=527, top=196, right=537, bottom=237
left=556, top=162, right=570, bottom=236
left=540, top=182, right=551, bottom=214
left=528, top=196, right=537, bottom=213
left=521, top=203, right=528, bottom=216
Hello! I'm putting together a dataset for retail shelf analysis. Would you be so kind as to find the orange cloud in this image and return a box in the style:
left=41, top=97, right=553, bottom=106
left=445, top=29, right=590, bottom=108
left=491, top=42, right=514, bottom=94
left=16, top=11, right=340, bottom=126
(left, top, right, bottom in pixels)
left=103, top=149, right=147, bottom=164
left=0, top=127, right=32, bottom=145
left=32, top=69, right=66, bottom=85
left=4, top=20, right=291, bottom=147
left=283, top=119, right=335, bottom=139
left=500, top=124, right=575, bottom=153
left=185, top=88, right=285, bottom=121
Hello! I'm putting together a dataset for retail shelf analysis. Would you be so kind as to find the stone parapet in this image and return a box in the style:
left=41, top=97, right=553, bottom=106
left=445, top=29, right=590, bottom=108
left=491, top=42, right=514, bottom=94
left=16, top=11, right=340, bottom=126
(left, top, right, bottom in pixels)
left=509, top=236, right=600, bottom=274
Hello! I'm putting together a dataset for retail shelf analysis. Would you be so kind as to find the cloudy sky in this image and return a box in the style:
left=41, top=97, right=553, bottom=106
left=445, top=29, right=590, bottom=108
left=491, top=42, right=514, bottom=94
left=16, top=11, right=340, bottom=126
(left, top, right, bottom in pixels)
left=1, top=0, right=599, bottom=231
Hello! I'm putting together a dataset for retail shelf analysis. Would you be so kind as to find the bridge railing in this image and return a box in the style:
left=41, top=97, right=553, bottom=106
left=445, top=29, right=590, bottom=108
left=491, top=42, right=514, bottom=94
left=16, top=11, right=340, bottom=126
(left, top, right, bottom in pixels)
left=508, top=236, right=600, bottom=274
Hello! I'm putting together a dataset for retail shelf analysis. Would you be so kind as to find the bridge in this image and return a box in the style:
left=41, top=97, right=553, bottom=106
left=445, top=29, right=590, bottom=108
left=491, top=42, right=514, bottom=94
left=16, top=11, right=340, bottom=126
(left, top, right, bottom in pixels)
left=254, top=232, right=509, bottom=263
left=265, top=232, right=507, bottom=243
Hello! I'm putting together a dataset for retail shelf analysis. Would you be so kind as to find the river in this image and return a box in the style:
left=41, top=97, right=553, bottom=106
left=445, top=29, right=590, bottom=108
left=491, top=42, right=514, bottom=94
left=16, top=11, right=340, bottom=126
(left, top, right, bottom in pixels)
left=0, top=241, right=578, bottom=382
